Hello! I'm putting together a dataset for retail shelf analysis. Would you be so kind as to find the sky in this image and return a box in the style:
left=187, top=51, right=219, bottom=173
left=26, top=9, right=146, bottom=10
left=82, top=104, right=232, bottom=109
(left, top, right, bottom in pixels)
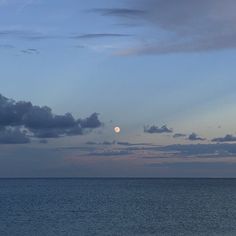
left=1, top=0, right=236, bottom=177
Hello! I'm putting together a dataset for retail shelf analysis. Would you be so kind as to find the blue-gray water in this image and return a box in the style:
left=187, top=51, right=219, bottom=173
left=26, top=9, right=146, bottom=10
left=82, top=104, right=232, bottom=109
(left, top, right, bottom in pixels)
left=1, top=178, right=236, bottom=236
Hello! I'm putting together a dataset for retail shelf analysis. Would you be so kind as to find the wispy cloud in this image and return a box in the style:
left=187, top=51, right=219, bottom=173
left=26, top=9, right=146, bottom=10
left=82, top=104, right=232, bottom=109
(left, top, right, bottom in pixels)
left=173, top=133, right=186, bottom=138
left=156, top=143, right=236, bottom=157
left=94, top=0, right=236, bottom=55
left=0, top=29, right=54, bottom=41
left=21, top=48, right=39, bottom=54
left=87, top=150, right=131, bottom=157
left=72, top=33, right=131, bottom=39
left=90, top=8, right=145, bottom=18
left=117, top=141, right=155, bottom=146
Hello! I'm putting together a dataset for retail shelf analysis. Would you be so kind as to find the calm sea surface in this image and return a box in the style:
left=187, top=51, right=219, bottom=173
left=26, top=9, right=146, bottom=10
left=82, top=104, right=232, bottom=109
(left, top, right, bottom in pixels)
left=0, top=178, right=236, bottom=236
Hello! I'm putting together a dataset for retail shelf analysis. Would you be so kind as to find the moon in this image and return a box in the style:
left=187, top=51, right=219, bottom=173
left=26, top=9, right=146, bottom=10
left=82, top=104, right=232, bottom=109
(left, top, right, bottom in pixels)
left=114, top=126, right=121, bottom=133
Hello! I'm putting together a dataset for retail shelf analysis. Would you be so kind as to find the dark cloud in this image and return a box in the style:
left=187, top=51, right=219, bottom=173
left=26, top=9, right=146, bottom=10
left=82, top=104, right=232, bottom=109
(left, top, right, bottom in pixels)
left=188, top=133, right=205, bottom=141
left=0, top=29, right=53, bottom=41
left=72, top=33, right=131, bottom=39
left=0, top=29, right=130, bottom=43
left=212, top=134, right=236, bottom=143
left=21, top=48, right=39, bottom=54
left=173, top=133, right=186, bottom=138
left=0, top=127, right=30, bottom=144
left=28, top=111, right=101, bottom=138
left=144, top=125, right=173, bottom=134
left=0, top=94, right=102, bottom=141
left=78, top=112, right=102, bottom=129
left=96, top=0, right=236, bottom=55
left=90, top=8, right=146, bottom=18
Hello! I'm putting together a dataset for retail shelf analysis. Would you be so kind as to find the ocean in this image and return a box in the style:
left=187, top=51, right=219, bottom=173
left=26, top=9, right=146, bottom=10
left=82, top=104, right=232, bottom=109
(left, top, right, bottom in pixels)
left=0, top=178, right=236, bottom=236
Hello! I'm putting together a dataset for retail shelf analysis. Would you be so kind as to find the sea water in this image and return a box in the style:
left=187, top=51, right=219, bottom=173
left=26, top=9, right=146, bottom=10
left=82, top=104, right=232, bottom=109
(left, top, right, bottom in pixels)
left=0, top=178, right=236, bottom=236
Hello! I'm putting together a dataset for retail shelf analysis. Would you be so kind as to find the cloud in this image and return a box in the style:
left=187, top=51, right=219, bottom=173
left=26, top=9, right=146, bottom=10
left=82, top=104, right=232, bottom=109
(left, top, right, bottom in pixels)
left=87, top=150, right=131, bottom=157
left=25, top=110, right=101, bottom=138
left=0, top=127, right=30, bottom=144
left=117, top=141, right=154, bottom=146
left=90, top=8, right=145, bottom=18
left=86, top=141, right=116, bottom=145
left=95, top=0, right=236, bottom=55
left=173, top=133, right=186, bottom=138
left=21, top=48, right=39, bottom=54
left=188, top=133, right=205, bottom=141
left=72, top=33, right=131, bottom=39
left=79, top=142, right=236, bottom=160
left=0, top=29, right=130, bottom=44
left=39, top=139, right=48, bottom=144
left=85, top=141, right=153, bottom=146
left=78, top=112, right=102, bottom=129
left=0, top=29, right=53, bottom=41
left=156, top=143, right=236, bottom=157
left=144, top=125, right=173, bottom=134
left=86, top=141, right=98, bottom=145
left=57, top=146, right=96, bottom=152
left=0, top=44, right=14, bottom=49
left=0, top=94, right=102, bottom=141
left=102, top=141, right=116, bottom=145
left=212, top=134, right=236, bottom=143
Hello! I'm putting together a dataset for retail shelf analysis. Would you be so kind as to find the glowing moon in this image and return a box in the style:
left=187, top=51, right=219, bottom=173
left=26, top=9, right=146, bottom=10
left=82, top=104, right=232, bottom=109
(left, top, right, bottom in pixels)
left=114, top=126, right=121, bottom=133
